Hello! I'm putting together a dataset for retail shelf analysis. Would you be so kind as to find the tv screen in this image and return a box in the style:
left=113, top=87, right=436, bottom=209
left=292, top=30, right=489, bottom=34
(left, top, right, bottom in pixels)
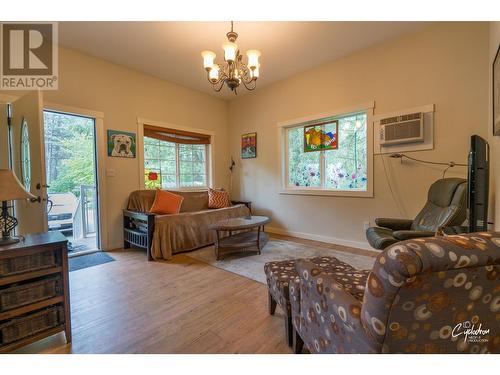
left=467, top=135, right=489, bottom=232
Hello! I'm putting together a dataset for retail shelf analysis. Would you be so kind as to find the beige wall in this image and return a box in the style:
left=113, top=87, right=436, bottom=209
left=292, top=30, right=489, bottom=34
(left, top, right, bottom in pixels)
left=1, top=46, right=229, bottom=250
left=489, top=22, right=500, bottom=230
left=228, top=22, right=489, bottom=249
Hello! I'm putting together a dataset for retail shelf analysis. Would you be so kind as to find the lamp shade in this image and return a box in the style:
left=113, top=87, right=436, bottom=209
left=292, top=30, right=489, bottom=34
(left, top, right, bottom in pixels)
left=0, top=169, right=36, bottom=201
left=222, top=41, right=238, bottom=62
left=201, top=50, right=216, bottom=69
left=246, top=50, right=261, bottom=69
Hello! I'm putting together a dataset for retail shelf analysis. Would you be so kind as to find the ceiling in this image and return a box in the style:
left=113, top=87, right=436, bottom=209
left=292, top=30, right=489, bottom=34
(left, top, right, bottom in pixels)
left=59, top=22, right=430, bottom=100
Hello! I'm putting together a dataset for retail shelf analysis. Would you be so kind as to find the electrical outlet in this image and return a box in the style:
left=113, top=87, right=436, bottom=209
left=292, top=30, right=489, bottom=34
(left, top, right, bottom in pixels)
left=363, top=221, right=370, bottom=230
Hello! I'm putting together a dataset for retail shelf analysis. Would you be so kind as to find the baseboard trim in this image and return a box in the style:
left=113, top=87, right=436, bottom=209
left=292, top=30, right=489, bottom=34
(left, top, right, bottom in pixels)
left=266, top=226, right=376, bottom=252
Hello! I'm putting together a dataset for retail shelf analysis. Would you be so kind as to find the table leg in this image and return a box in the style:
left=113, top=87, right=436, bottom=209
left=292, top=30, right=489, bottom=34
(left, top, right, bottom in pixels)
left=215, top=230, right=220, bottom=260
left=257, top=225, right=262, bottom=254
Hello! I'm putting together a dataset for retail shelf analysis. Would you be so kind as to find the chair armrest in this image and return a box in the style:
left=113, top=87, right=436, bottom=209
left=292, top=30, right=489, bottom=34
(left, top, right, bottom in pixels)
left=375, top=218, right=413, bottom=231
left=392, top=230, right=435, bottom=241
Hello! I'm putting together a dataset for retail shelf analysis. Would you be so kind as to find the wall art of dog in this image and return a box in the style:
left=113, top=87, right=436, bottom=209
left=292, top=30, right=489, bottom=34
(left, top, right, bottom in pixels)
left=107, top=130, right=136, bottom=158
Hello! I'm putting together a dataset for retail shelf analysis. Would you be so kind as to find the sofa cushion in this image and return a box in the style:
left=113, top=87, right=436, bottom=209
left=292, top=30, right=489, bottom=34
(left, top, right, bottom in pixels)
left=150, top=190, right=184, bottom=214
left=208, top=188, right=231, bottom=208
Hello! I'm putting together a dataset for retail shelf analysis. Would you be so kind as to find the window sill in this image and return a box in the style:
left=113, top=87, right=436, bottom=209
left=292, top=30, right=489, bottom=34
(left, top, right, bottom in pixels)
left=279, top=188, right=373, bottom=198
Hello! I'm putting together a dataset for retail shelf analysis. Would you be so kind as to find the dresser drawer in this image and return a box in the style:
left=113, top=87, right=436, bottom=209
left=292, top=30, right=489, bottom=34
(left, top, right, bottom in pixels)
left=0, top=305, right=65, bottom=345
left=0, top=277, right=62, bottom=312
left=0, top=249, right=60, bottom=278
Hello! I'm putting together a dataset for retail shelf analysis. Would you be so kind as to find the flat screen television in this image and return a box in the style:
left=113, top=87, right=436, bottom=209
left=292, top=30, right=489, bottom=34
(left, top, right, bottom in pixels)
left=467, top=135, right=490, bottom=232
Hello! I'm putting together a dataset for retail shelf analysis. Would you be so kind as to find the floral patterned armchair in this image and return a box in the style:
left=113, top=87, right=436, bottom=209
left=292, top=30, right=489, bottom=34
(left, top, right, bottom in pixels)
left=290, top=232, right=500, bottom=354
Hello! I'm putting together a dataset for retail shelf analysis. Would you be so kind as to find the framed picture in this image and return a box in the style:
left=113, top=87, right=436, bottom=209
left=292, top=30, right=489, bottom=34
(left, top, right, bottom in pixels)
left=241, top=132, right=257, bottom=159
left=107, top=130, right=136, bottom=158
left=304, top=120, right=338, bottom=152
left=493, top=43, right=500, bottom=136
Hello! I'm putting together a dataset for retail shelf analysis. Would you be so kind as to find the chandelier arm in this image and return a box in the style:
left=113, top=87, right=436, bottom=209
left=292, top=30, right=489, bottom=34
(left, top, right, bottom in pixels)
left=212, top=79, right=225, bottom=92
left=242, top=79, right=256, bottom=91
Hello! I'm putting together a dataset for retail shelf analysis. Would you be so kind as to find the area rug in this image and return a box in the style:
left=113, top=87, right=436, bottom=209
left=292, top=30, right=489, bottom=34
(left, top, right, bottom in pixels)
left=185, top=238, right=377, bottom=284
left=69, top=252, right=115, bottom=272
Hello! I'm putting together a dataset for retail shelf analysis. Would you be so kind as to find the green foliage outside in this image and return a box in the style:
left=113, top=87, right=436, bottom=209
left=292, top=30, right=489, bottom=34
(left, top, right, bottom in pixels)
left=44, top=112, right=95, bottom=197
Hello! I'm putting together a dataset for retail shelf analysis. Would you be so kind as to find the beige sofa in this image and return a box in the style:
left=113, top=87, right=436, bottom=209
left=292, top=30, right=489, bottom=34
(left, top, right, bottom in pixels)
left=123, top=190, right=250, bottom=260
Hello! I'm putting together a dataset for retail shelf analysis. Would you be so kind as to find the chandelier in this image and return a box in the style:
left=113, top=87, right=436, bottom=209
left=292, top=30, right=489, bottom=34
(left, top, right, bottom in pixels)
left=201, top=22, right=261, bottom=94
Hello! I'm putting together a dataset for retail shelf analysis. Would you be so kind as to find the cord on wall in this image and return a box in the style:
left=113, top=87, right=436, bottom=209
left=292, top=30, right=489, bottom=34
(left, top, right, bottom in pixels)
left=389, top=153, right=467, bottom=178
left=380, top=154, right=407, bottom=217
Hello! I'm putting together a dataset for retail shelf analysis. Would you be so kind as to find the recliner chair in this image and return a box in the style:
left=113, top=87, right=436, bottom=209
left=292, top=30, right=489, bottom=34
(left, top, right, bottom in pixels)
left=366, top=178, right=467, bottom=250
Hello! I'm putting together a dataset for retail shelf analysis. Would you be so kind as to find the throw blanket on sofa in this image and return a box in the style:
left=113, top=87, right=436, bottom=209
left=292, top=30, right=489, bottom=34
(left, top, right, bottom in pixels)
left=127, top=190, right=250, bottom=260
left=151, top=205, right=249, bottom=260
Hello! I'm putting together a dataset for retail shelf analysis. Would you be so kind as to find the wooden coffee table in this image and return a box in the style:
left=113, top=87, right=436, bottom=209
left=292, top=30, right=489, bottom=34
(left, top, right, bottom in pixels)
left=209, top=216, right=271, bottom=260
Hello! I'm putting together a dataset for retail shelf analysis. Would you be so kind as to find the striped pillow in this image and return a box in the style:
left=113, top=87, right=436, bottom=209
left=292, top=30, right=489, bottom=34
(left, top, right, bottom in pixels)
left=208, top=188, right=231, bottom=209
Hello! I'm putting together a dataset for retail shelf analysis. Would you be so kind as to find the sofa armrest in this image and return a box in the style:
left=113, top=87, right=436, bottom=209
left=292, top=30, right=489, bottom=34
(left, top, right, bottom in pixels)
left=375, top=218, right=413, bottom=231
left=392, top=230, right=435, bottom=241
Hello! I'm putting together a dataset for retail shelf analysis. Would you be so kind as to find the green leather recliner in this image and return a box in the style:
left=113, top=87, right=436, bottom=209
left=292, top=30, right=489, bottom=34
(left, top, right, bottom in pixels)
left=366, top=178, right=467, bottom=250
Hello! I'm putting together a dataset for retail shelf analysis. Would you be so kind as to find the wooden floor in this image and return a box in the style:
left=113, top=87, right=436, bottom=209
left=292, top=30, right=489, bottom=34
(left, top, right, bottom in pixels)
left=13, top=249, right=292, bottom=354
left=13, top=235, right=375, bottom=354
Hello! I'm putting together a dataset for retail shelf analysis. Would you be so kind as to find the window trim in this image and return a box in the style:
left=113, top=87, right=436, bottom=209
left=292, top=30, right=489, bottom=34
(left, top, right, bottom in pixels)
left=137, top=118, right=215, bottom=191
left=277, top=102, right=374, bottom=198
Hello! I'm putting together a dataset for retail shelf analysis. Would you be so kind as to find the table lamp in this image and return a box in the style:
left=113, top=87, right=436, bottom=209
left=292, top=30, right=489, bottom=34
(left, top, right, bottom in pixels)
left=0, top=169, right=36, bottom=245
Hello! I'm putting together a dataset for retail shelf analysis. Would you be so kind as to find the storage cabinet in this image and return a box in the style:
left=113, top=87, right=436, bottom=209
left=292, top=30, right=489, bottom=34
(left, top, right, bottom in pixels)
left=0, top=232, right=71, bottom=352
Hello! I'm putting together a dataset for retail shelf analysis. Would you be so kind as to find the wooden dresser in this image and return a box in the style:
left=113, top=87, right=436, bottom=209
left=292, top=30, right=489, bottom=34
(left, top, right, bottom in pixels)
left=0, top=232, right=71, bottom=352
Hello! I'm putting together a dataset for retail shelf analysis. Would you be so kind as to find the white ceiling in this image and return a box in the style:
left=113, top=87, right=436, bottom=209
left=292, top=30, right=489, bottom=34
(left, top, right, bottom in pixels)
left=59, top=22, right=430, bottom=100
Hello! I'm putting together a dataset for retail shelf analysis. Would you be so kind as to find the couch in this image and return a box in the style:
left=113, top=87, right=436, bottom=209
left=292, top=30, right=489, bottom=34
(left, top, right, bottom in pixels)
left=123, top=190, right=250, bottom=260
left=279, top=232, right=500, bottom=353
left=366, top=178, right=467, bottom=250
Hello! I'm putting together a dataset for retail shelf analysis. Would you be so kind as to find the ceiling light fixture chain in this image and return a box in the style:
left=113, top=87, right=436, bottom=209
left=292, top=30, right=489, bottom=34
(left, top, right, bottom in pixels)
left=201, top=21, right=261, bottom=94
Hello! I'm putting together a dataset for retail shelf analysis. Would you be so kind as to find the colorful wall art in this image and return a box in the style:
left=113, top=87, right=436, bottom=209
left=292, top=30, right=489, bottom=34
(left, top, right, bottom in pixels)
left=304, top=121, right=338, bottom=152
left=241, top=132, right=257, bottom=159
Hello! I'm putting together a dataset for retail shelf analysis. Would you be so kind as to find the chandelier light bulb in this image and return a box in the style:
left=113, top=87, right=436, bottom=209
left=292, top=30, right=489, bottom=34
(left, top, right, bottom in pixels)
left=201, top=50, right=216, bottom=70
left=222, top=41, right=238, bottom=62
left=208, top=65, right=220, bottom=82
left=246, top=50, right=261, bottom=69
left=251, top=64, right=260, bottom=79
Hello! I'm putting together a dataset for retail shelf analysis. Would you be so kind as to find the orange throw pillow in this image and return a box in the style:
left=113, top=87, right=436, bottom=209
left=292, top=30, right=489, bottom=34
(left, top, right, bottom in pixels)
left=149, top=190, right=184, bottom=215
left=208, top=188, right=231, bottom=209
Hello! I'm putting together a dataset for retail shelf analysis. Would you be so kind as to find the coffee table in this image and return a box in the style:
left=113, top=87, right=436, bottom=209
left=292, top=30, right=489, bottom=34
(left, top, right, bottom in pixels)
left=209, top=216, right=271, bottom=260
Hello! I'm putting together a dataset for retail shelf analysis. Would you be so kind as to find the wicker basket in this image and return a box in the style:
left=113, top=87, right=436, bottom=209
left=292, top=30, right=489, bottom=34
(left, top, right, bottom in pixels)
left=0, top=305, right=65, bottom=345
left=0, top=277, right=62, bottom=312
left=0, top=250, right=58, bottom=278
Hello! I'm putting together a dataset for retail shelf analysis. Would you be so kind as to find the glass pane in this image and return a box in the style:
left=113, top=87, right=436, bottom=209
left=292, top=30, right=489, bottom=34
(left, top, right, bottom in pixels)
left=144, top=144, right=159, bottom=160
left=180, top=160, right=193, bottom=174
left=193, top=174, right=206, bottom=187
left=20, top=121, right=31, bottom=189
left=192, top=162, right=205, bottom=174
left=160, top=161, right=176, bottom=175
left=144, top=136, right=159, bottom=146
left=179, top=144, right=192, bottom=161
left=192, top=145, right=206, bottom=162
left=145, top=159, right=160, bottom=170
left=159, top=145, right=176, bottom=160
left=161, top=174, right=177, bottom=189
left=325, top=113, right=367, bottom=191
left=180, top=174, right=194, bottom=187
left=287, top=127, right=320, bottom=187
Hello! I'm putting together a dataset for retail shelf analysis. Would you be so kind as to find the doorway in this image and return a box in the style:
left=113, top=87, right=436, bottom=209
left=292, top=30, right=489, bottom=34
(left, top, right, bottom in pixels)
left=43, top=110, right=100, bottom=255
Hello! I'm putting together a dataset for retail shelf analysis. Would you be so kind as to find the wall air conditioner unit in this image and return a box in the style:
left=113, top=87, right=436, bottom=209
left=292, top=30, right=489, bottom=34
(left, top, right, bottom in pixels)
left=379, top=112, right=424, bottom=146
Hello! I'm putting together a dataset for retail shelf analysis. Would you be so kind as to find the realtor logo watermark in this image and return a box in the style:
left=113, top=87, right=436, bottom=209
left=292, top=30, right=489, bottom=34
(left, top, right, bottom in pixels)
left=0, top=22, right=58, bottom=90
left=452, top=320, right=490, bottom=343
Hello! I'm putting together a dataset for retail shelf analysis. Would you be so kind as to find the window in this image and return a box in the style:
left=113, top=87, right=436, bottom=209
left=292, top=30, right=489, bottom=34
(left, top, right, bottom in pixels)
left=143, top=125, right=210, bottom=189
left=284, top=111, right=370, bottom=195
